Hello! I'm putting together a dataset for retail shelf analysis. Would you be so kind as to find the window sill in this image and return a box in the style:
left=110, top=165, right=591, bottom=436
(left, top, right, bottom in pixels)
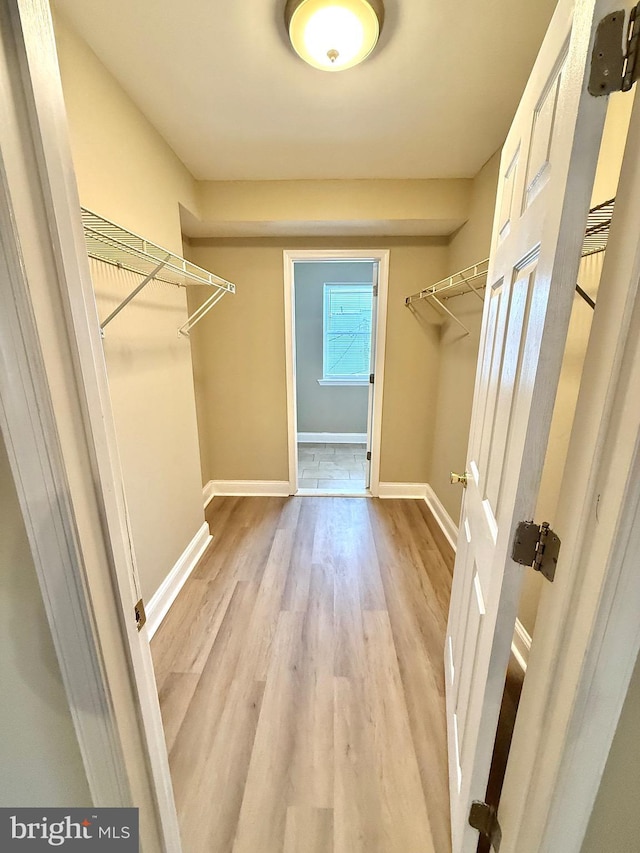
left=317, top=379, right=369, bottom=386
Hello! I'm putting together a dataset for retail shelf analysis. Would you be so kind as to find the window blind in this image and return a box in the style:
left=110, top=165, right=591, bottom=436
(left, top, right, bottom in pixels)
left=323, top=283, right=373, bottom=379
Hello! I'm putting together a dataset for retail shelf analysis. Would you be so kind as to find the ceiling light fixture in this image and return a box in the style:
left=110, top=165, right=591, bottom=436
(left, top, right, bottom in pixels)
left=285, top=0, right=384, bottom=72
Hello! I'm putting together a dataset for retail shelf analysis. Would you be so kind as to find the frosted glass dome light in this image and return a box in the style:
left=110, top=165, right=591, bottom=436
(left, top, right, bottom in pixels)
left=285, top=0, right=384, bottom=72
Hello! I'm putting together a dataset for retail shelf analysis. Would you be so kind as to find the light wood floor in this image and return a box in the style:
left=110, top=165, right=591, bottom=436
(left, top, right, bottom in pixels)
left=151, top=496, right=453, bottom=853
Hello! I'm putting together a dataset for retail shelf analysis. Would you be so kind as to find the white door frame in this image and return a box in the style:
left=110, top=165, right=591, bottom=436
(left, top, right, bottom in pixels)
left=0, top=2, right=178, bottom=850
left=283, top=248, right=390, bottom=496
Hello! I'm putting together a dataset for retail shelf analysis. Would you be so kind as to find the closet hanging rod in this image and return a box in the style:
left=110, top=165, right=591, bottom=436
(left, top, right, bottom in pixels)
left=81, top=207, right=236, bottom=334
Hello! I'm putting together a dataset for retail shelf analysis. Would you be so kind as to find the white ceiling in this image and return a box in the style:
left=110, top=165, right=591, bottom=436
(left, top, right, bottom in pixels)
left=54, top=0, right=558, bottom=182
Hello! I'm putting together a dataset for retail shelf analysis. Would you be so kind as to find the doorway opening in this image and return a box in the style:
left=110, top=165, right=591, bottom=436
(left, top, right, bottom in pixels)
left=283, top=249, right=389, bottom=497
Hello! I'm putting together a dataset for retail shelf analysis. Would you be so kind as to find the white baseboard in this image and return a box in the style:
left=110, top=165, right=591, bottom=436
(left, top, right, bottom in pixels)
left=203, top=480, right=216, bottom=508
left=146, top=522, right=212, bottom=639
left=297, top=432, right=367, bottom=444
left=512, top=618, right=532, bottom=672
left=424, top=484, right=459, bottom=551
left=207, top=480, right=291, bottom=497
left=378, top=482, right=429, bottom=499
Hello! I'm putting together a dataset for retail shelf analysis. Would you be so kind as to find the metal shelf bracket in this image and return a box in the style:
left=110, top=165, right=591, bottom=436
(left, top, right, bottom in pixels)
left=178, top=289, right=228, bottom=337
left=100, top=256, right=170, bottom=331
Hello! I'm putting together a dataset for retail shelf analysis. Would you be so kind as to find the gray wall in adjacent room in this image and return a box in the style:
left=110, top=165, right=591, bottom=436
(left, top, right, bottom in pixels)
left=294, top=261, right=373, bottom=434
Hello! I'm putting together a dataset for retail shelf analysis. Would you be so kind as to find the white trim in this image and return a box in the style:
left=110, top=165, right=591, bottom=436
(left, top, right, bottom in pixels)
left=203, top=480, right=216, bottom=508
left=283, top=253, right=299, bottom=496
left=378, top=482, right=429, bottom=499
left=209, top=480, right=292, bottom=497
left=511, top=619, right=532, bottom=673
left=297, top=432, right=367, bottom=444
left=424, top=484, right=459, bottom=551
left=317, top=379, right=369, bottom=386
left=283, top=249, right=390, bottom=498
left=146, top=523, right=212, bottom=639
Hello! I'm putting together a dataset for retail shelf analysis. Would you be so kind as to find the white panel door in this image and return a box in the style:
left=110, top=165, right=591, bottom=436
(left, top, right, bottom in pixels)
left=445, top=1, right=623, bottom=850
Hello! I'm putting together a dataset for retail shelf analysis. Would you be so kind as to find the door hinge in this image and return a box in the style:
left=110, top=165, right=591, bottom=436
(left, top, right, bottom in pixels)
left=469, top=801, right=502, bottom=851
left=589, top=5, right=640, bottom=95
left=373, top=284, right=378, bottom=297
left=511, top=521, right=561, bottom=583
left=366, top=451, right=372, bottom=461
left=369, top=373, right=375, bottom=384
left=135, top=598, right=147, bottom=631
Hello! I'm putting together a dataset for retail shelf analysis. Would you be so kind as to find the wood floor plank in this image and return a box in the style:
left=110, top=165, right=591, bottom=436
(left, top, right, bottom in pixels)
left=283, top=806, right=333, bottom=853
left=281, top=498, right=317, bottom=612
left=151, top=575, right=235, bottom=690
left=156, top=672, right=200, bottom=753
left=417, top=498, right=456, bottom=574
left=368, top=500, right=449, bottom=669
left=152, top=496, right=453, bottom=853
left=195, top=496, right=285, bottom=584
left=367, top=499, right=452, bottom=852
left=311, top=499, right=369, bottom=680
left=362, top=610, right=436, bottom=853
left=168, top=581, right=259, bottom=814
left=235, top=527, right=296, bottom=682
left=289, top=561, right=334, bottom=809
left=235, top=560, right=335, bottom=851
left=232, top=612, right=305, bottom=853
left=334, top=674, right=385, bottom=853
left=181, top=676, right=266, bottom=853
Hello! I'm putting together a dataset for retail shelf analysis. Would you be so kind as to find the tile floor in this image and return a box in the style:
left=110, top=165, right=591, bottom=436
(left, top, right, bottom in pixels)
left=297, top=442, right=368, bottom=493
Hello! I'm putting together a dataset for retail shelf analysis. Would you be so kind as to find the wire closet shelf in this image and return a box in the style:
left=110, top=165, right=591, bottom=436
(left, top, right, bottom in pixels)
left=581, top=196, right=615, bottom=256
left=404, top=196, right=616, bottom=331
left=404, top=259, right=489, bottom=336
left=81, top=207, right=235, bottom=336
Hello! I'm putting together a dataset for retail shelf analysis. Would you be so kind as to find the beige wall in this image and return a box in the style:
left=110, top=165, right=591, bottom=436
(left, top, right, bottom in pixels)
left=581, top=651, right=640, bottom=853
left=54, top=12, right=205, bottom=601
left=53, top=10, right=197, bottom=253
left=192, top=179, right=471, bottom=239
left=428, top=151, right=501, bottom=522
left=186, top=237, right=448, bottom=485
left=0, top=433, right=91, bottom=806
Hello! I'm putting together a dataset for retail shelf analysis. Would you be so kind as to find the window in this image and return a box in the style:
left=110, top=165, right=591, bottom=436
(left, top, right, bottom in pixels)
left=322, top=283, right=373, bottom=383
